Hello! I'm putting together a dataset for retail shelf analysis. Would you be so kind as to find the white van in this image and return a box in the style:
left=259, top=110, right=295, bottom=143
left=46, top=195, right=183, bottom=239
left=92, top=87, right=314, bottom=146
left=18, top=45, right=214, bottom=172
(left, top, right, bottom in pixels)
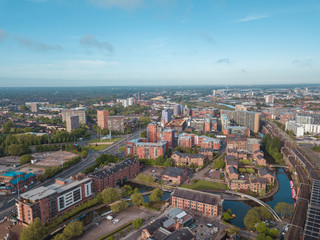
left=106, top=215, right=113, bottom=220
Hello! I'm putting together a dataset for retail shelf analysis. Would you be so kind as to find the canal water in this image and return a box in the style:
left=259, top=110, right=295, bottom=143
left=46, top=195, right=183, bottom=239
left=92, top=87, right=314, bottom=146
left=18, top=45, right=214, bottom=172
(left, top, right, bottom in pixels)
left=223, top=169, right=294, bottom=228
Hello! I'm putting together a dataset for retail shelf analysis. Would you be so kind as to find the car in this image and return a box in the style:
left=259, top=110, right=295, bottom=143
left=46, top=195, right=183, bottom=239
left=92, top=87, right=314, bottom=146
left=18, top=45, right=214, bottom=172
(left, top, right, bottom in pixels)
left=207, top=223, right=213, bottom=227
left=113, top=219, right=120, bottom=224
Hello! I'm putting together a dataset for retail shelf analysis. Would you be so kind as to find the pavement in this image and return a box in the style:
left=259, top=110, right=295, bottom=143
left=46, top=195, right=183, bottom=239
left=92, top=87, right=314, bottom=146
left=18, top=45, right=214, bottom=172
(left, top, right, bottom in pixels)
left=77, top=207, right=156, bottom=240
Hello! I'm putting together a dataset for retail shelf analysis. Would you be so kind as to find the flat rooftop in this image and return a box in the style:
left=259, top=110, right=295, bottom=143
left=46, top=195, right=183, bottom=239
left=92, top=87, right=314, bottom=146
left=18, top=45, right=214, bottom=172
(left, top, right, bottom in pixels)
left=173, top=188, right=220, bottom=205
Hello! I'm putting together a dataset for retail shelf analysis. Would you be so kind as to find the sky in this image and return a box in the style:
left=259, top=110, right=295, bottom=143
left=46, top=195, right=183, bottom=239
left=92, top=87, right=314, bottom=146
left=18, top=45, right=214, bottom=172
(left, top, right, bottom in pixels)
left=0, top=0, right=319, bottom=87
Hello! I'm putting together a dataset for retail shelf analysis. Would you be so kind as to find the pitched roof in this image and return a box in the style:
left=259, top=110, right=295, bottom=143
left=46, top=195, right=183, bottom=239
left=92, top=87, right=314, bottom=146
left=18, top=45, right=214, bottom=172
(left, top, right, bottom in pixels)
left=229, top=166, right=238, bottom=175
left=258, top=167, right=273, bottom=176
left=174, top=152, right=204, bottom=159
left=163, top=167, right=185, bottom=178
left=165, top=228, right=194, bottom=240
left=173, top=188, right=220, bottom=205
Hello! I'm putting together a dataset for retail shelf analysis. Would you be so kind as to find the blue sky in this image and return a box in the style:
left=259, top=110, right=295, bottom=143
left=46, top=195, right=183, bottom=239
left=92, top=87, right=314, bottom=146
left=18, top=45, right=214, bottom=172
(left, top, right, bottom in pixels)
left=0, top=0, right=319, bottom=87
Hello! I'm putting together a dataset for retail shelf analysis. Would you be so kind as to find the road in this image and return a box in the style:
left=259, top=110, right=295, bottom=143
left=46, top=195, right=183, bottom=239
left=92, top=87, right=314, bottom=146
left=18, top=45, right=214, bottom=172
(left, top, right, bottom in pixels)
left=0, top=128, right=145, bottom=221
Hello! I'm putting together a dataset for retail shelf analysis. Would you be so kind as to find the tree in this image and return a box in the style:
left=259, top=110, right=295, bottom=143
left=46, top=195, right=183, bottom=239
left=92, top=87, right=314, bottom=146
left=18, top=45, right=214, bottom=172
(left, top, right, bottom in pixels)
left=132, top=218, right=144, bottom=229
left=268, top=228, right=279, bottom=238
left=163, top=158, right=174, bottom=167
left=131, top=192, right=144, bottom=206
left=106, top=236, right=114, bottom=240
left=259, top=188, right=266, bottom=197
left=20, top=218, right=46, bottom=240
left=121, top=185, right=133, bottom=197
left=256, top=222, right=268, bottom=234
left=101, top=188, right=121, bottom=204
left=20, top=154, right=32, bottom=164
left=244, top=210, right=260, bottom=230
left=149, top=188, right=163, bottom=202
left=7, top=144, right=31, bottom=156
left=274, top=202, right=294, bottom=218
left=257, top=233, right=273, bottom=240
left=140, top=130, right=147, bottom=138
left=111, top=199, right=129, bottom=213
left=81, top=149, right=88, bottom=158
left=63, top=221, right=84, bottom=239
left=222, top=212, right=231, bottom=221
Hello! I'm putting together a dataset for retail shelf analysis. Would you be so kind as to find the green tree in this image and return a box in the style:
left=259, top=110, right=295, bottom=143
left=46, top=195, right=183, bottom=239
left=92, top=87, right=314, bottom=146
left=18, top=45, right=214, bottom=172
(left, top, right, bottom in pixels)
left=101, top=188, right=121, bottom=204
left=20, top=154, right=32, bottom=164
left=268, top=228, right=279, bottom=238
left=106, top=236, right=114, bottom=240
left=62, top=221, right=84, bottom=239
left=257, top=233, right=273, bottom=240
left=111, top=199, right=129, bottom=213
left=131, top=192, right=144, bottom=206
left=53, top=234, right=67, bottom=240
left=222, top=212, right=231, bottom=221
left=259, top=188, right=266, bottom=197
left=163, top=158, right=174, bottom=167
left=121, top=185, right=133, bottom=197
left=7, top=144, right=31, bottom=156
left=140, top=130, right=147, bottom=138
left=256, top=222, right=268, bottom=234
left=132, top=218, right=144, bottom=229
left=274, top=202, right=294, bottom=218
left=20, top=218, right=46, bottom=240
left=149, top=188, right=163, bottom=202
left=81, top=149, right=88, bottom=158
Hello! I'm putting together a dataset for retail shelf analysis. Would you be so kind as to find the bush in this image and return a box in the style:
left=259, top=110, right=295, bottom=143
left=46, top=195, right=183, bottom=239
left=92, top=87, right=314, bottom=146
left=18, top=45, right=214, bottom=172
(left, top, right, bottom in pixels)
left=111, top=199, right=129, bottom=213
left=20, top=154, right=32, bottom=164
left=132, top=218, right=144, bottom=229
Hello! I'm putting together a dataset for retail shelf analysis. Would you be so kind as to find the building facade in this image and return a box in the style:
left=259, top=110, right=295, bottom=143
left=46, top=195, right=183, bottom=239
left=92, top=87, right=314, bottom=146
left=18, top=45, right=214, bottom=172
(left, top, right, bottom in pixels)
left=17, top=178, right=92, bottom=223
left=171, top=188, right=222, bottom=217
left=89, top=158, right=140, bottom=192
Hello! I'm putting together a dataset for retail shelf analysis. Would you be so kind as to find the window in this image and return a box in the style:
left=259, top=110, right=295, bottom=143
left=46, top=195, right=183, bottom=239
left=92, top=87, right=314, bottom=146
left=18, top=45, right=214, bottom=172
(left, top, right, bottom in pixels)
left=58, top=196, right=64, bottom=210
left=73, top=189, right=81, bottom=202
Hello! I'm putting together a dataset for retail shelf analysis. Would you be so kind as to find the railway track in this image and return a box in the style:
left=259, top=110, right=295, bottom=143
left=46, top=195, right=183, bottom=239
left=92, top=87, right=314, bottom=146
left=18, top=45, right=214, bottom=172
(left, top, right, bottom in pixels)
left=262, top=120, right=319, bottom=240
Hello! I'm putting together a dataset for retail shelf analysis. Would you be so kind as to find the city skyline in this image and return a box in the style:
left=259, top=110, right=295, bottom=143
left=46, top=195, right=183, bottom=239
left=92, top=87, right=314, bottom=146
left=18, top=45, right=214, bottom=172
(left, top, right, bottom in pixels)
left=0, top=0, right=319, bottom=87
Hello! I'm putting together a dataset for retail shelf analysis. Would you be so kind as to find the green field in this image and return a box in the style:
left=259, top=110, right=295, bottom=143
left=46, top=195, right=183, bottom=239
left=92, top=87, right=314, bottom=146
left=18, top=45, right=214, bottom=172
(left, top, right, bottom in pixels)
left=86, top=145, right=109, bottom=151
left=181, top=180, right=228, bottom=191
left=88, top=137, right=121, bottom=143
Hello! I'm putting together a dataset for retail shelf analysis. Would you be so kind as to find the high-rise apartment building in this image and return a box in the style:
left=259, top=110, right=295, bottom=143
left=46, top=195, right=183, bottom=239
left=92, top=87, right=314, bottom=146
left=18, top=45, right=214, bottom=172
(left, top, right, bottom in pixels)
left=221, top=110, right=260, bottom=133
left=30, top=103, right=39, bottom=113
left=264, top=95, right=275, bottom=104
left=62, top=109, right=87, bottom=125
left=97, top=110, right=109, bottom=129
left=173, top=104, right=181, bottom=116
left=162, top=109, right=173, bottom=123
left=66, top=115, right=80, bottom=132
left=107, top=116, right=125, bottom=133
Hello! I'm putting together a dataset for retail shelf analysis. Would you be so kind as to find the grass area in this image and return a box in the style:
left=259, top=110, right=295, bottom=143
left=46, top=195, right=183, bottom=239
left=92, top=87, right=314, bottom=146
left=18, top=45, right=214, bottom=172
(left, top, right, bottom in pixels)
left=86, top=145, right=109, bottom=151
left=117, top=145, right=125, bottom=151
left=88, top=137, right=121, bottom=143
left=181, top=179, right=228, bottom=191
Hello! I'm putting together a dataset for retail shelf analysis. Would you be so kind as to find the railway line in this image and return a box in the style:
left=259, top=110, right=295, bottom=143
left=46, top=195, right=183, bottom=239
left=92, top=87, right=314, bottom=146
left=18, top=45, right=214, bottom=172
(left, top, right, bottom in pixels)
left=262, top=120, right=320, bottom=240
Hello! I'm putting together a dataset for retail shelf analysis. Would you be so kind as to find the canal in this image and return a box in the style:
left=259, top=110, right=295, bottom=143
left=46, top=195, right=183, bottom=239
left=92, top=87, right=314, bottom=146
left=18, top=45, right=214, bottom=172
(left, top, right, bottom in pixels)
left=223, top=169, right=294, bottom=228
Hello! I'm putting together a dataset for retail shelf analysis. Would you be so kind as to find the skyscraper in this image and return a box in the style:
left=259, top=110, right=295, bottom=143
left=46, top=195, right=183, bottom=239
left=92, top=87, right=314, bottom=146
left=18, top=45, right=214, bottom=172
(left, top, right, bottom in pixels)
left=66, top=115, right=80, bottom=132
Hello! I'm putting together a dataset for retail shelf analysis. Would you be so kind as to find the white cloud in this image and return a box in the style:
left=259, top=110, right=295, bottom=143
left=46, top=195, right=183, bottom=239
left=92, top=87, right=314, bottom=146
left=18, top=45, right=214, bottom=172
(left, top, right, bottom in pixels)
left=235, top=15, right=269, bottom=22
left=16, top=37, right=63, bottom=51
left=80, top=35, right=114, bottom=55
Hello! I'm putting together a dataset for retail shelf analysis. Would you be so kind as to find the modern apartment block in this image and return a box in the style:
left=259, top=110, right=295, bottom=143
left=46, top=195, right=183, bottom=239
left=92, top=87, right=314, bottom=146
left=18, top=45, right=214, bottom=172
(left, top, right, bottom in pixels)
left=147, top=123, right=175, bottom=147
left=178, top=133, right=220, bottom=150
left=97, top=110, right=109, bottom=129
left=221, top=110, right=260, bottom=133
left=66, top=115, right=80, bottom=132
left=30, top=103, right=39, bottom=113
left=62, top=109, right=87, bottom=125
left=191, top=108, right=219, bottom=118
left=107, top=116, right=125, bottom=133
left=162, top=109, right=173, bottom=123
left=171, top=188, right=222, bottom=217
left=16, top=178, right=92, bottom=223
left=89, top=158, right=140, bottom=192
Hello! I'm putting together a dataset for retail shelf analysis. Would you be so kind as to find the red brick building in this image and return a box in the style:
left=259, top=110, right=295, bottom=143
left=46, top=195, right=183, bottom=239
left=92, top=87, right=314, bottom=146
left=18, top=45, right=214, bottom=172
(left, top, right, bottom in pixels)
left=171, top=188, right=221, bottom=217
left=171, top=152, right=205, bottom=166
left=0, top=171, right=36, bottom=195
left=17, top=178, right=92, bottom=224
left=226, top=135, right=248, bottom=149
left=258, top=167, right=275, bottom=184
left=89, top=158, right=140, bottom=192
left=97, top=110, right=109, bottom=129
left=162, top=167, right=187, bottom=184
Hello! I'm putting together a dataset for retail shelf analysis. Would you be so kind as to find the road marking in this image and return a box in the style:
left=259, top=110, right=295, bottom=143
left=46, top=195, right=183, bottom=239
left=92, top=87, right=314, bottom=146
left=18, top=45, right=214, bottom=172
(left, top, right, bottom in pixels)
left=8, top=198, right=14, bottom=203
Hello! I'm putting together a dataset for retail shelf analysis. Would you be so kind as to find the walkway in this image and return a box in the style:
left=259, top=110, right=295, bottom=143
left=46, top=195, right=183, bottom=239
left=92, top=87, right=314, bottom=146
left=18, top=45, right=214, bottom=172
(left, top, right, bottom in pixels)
left=225, top=190, right=282, bottom=222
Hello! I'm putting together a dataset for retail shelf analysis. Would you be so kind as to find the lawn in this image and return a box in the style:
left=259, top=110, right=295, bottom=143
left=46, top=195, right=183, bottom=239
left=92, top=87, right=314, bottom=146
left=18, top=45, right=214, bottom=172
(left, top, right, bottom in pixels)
left=181, top=180, right=228, bottom=191
left=86, top=145, right=109, bottom=151
left=88, top=137, right=122, bottom=143
left=117, top=146, right=125, bottom=151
